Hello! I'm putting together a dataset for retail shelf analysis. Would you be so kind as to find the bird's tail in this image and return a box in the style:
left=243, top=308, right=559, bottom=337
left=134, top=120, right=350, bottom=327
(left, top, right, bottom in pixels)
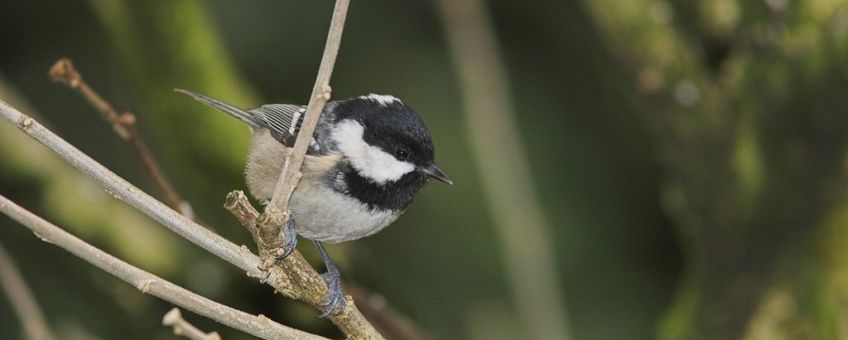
left=175, top=89, right=260, bottom=128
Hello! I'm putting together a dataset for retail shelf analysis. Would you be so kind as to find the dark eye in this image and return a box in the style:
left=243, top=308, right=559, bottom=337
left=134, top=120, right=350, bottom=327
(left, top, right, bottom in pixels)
left=395, top=148, right=409, bottom=160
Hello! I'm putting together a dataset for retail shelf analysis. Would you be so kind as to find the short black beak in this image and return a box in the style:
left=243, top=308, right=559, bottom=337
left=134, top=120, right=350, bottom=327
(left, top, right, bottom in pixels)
left=421, top=163, right=453, bottom=185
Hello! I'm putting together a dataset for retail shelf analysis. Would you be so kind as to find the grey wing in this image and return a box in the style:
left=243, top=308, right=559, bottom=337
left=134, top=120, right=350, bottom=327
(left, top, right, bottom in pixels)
left=176, top=89, right=324, bottom=152
left=251, top=105, right=327, bottom=154
left=249, top=104, right=306, bottom=144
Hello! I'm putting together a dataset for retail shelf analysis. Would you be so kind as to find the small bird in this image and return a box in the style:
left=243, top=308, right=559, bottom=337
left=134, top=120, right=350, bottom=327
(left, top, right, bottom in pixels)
left=177, top=89, right=452, bottom=316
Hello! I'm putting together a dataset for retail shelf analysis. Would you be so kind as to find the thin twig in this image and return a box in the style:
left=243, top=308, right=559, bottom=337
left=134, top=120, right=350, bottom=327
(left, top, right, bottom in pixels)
left=0, top=100, right=382, bottom=338
left=230, top=0, right=391, bottom=333
left=255, top=0, right=348, bottom=264
left=241, top=0, right=375, bottom=332
left=436, top=0, right=572, bottom=339
left=0, top=195, right=325, bottom=340
left=163, top=308, right=222, bottom=340
left=48, top=58, right=190, bottom=217
left=266, top=0, right=347, bottom=210
left=0, top=241, right=55, bottom=340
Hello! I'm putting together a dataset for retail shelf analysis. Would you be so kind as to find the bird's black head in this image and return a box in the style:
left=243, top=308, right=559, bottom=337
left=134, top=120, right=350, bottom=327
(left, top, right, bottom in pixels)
left=339, top=95, right=432, bottom=161
left=329, top=94, right=451, bottom=209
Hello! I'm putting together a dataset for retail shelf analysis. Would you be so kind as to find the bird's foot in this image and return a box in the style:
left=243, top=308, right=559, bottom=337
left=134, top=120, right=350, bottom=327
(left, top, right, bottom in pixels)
left=313, top=240, right=346, bottom=318
left=318, top=265, right=346, bottom=318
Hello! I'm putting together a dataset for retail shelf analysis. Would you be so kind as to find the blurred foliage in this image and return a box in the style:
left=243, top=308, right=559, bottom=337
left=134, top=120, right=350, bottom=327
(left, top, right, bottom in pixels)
left=588, top=0, right=848, bottom=339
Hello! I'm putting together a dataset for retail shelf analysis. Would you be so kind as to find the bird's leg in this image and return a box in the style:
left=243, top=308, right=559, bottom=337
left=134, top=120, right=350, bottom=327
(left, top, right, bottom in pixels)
left=313, top=240, right=346, bottom=318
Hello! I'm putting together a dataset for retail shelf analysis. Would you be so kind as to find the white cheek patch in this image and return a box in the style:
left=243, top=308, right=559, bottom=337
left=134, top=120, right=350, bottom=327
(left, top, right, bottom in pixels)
left=332, top=120, right=415, bottom=184
left=360, top=94, right=400, bottom=106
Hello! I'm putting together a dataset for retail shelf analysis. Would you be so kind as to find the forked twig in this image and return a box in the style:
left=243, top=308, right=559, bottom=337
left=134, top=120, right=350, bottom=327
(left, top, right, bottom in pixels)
left=224, top=190, right=381, bottom=339
left=163, top=308, right=222, bottom=340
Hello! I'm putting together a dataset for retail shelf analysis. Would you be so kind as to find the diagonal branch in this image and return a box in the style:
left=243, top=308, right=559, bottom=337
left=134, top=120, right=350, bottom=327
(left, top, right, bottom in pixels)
left=0, top=194, right=325, bottom=340
left=253, top=0, right=348, bottom=268
left=48, top=58, right=189, bottom=217
left=224, top=191, right=382, bottom=339
left=266, top=0, right=348, bottom=212
left=0, top=99, right=381, bottom=338
left=241, top=1, right=380, bottom=334
left=222, top=0, right=380, bottom=336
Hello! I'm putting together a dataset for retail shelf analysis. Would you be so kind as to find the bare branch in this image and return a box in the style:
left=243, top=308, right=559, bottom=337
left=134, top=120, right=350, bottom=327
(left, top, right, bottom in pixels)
left=163, top=308, right=222, bottom=340
left=225, top=190, right=382, bottom=339
left=0, top=241, right=55, bottom=340
left=266, top=0, right=348, bottom=211
left=436, top=0, right=572, bottom=339
left=0, top=98, right=381, bottom=338
left=231, top=0, right=383, bottom=336
left=223, top=191, right=260, bottom=242
left=0, top=195, right=325, bottom=340
left=254, top=0, right=348, bottom=268
left=48, top=58, right=190, bottom=217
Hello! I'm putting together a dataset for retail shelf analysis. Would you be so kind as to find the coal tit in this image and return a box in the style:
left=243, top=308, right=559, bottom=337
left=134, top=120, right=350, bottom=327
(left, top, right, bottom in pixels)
left=177, top=89, right=451, bottom=316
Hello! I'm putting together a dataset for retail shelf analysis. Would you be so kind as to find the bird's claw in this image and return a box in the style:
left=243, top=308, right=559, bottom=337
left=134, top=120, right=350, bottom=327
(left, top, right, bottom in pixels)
left=317, top=265, right=346, bottom=318
left=278, top=217, right=298, bottom=260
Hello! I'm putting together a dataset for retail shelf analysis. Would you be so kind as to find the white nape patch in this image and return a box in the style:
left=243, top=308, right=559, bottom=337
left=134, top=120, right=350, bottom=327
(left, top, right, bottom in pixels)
left=360, top=93, right=400, bottom=106
left=331, top=120, right=414, bottom=184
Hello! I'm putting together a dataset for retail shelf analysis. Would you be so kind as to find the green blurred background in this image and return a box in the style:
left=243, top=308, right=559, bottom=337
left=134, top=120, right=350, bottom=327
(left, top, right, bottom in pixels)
left=2, top=0, right=848, bottom=339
